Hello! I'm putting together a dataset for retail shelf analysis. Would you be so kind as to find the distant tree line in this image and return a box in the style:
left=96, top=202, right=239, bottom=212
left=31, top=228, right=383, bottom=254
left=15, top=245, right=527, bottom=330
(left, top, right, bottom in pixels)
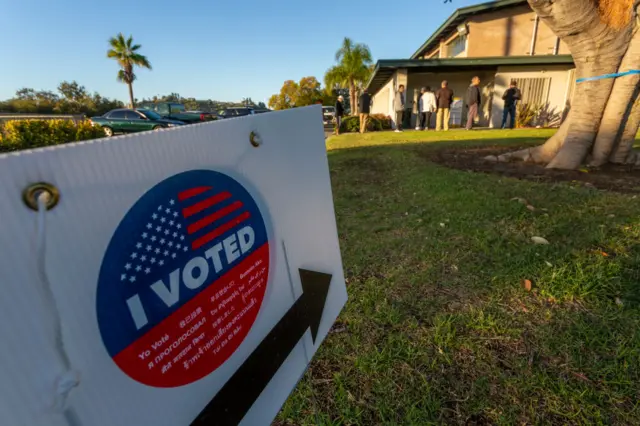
left=138, top=93, right=267, bottom=113
left=0, top=84, right=269, bottom=117
left=0, top=81, right=124, bottom=117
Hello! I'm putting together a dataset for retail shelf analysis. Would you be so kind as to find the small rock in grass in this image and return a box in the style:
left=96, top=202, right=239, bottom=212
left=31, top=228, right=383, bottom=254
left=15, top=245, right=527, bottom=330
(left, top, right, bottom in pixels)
left=511, top=197, right=528, bottom=205
left=484, top=155, right=498, bottom=162
left=526, top=205, right=536, bottom=211
left=439, top=223, right=446, bottom=228
left=531, top=236, right=549, bottom=245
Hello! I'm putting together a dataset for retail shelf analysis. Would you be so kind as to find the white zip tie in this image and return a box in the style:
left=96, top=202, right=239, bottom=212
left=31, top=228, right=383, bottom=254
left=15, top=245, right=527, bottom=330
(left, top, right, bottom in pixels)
left=35, top=192, right=81, bottom=426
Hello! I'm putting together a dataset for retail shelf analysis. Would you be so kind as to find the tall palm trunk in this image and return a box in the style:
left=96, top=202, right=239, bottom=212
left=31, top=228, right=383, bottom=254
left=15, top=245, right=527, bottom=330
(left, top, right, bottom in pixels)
left=128, top=83, right=135, bottom=108
left=497, top=0, right=639, bottom=169
left=349, top=80, right=357, bottom=116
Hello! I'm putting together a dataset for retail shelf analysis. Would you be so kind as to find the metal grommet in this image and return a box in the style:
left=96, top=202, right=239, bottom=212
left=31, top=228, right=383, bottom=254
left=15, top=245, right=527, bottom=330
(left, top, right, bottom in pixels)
left=249, top=131, right=261, bottom=147
left=23, top=182, right=60, bottom=211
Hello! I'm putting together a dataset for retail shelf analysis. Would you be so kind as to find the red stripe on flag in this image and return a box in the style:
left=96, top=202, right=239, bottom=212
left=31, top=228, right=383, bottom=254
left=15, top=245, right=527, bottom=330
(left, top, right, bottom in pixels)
left=187, top=201, right=244, bottom=235
left=191, top=212, right=251, bottom=250
left=178, top=186, right=212, bottom=201
left=182, top=192, right=232, bottom=218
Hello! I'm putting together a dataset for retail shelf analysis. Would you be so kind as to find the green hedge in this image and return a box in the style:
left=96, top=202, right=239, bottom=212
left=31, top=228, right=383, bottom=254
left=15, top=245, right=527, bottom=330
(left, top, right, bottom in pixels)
left=0, top=119, right=106, bottom=153
left=339, top=113, right=393, bottom=133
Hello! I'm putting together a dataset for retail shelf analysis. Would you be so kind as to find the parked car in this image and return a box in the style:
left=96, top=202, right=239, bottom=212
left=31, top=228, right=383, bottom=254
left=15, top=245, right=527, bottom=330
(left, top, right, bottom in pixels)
left=322, top=106, right=336, bottom=124
left=217, top=107, right=268, bottom=119
left=137, top=102, right=216, bottom=124
left=90, top=108, right=185, bottom=137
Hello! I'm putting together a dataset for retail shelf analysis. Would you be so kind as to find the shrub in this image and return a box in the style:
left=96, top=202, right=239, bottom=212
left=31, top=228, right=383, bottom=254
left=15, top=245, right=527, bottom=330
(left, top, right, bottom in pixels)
left=536, top=103, right=562, bottom=128
left=75, top=120, right=107, bottom=142
left=370, top=113, right=393, bottom=130
left=339, top=114, right=393, bottom=133
left=516, top=103, right=540, bottom=128
left=0, top=119, right=106, bottom=153
left=516, top=103, right=563, bottom=128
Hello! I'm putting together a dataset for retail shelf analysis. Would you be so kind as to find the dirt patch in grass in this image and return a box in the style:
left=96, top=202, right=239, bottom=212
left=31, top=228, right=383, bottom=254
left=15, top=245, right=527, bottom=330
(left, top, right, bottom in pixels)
left=427, top=145, right=640, bottom=193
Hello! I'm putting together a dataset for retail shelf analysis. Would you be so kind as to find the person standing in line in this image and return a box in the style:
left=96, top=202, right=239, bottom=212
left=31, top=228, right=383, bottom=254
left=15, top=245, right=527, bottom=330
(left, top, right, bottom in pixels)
left=394, top=84, right=406, bottom=132
left=359, top=89, right=372, bottom=134
left=465, top=76, right=482, bottom=130
left=501, top=80, right=521, bottom=129
left=334, top=95, right=345, bottom=135
left=435, top=80, right=454, bottom=131
left=418, top=86, right=437, bottom=130
left=416, top=87, right=425, bottom=130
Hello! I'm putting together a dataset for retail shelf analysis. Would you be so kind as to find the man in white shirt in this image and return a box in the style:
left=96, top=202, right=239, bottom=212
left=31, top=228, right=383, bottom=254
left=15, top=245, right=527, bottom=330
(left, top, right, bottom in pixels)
left=417, top=86, right=437, bottom=130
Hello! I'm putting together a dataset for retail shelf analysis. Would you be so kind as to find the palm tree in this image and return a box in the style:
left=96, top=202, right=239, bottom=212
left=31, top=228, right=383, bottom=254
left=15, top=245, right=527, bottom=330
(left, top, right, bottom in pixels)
left=107, top=33, right=151, bottom=108
left=324, top=38, right=373, bottom=114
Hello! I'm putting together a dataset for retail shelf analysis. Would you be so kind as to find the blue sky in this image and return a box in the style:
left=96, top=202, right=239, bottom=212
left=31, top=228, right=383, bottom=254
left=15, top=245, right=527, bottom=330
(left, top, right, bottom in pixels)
left=0, top=0, right=481, bottom=104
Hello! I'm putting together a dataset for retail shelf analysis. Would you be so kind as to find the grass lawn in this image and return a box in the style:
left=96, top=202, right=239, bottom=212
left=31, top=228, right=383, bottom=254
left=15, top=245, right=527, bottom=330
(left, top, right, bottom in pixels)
left=276, top=129, right=640, bottom=425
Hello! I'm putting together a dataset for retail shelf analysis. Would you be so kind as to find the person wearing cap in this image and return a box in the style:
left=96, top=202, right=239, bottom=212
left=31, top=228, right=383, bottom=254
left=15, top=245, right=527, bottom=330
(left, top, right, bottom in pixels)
left=417, top=86, right=437, bottom=130
left=334, top=95, right=345, bottom=135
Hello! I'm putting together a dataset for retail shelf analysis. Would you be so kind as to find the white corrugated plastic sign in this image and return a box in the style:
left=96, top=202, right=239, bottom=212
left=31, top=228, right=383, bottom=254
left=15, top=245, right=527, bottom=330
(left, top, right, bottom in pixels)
left=0, top=106, right=347, bottom=426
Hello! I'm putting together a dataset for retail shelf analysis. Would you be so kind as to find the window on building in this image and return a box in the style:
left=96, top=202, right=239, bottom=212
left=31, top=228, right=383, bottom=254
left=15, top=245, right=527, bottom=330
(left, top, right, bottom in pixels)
left=512, top=77, right=551, bottom=105
left=446, top=35, right=467, bottom=58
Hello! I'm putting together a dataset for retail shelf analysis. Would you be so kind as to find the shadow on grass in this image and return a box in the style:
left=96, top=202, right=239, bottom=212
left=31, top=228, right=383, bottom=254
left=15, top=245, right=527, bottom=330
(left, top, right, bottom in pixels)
left=277, top=138, right=640, bottom=425
left=332, top=136, right=640, bottom=194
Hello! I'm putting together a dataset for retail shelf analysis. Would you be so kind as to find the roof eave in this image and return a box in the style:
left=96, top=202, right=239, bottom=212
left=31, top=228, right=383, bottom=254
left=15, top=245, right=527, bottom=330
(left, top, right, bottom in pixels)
left=365, top=55, right=574, bottom=94
left=364, top=62, right=382, bottom=89
left=410, top=10, right=461, bottom=59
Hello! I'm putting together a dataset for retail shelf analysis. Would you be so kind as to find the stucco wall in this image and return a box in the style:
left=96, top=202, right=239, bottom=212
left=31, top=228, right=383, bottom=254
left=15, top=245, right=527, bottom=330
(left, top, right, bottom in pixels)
left=417, top=4, right=570, bottom=59
left=407, top=70, right=496, bottom=127
left=533, top=16, right=570, bottom=55
left=371, top=69, right=408, bottom=129
left=467, top=6, right=571, bottom=57
left=371, top=78, right=393, bottom=116
left=491, top=65, right=574, bottom=128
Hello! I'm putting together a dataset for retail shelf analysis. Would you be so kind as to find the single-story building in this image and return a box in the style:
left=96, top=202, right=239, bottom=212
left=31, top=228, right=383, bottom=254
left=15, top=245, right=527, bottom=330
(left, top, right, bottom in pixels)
left=366, top=0, right=576, bottom=129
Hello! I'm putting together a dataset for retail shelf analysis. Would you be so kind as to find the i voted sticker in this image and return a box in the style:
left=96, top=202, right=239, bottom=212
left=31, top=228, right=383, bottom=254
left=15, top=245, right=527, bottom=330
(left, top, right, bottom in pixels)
left=96, top=170, right=271, bottom=388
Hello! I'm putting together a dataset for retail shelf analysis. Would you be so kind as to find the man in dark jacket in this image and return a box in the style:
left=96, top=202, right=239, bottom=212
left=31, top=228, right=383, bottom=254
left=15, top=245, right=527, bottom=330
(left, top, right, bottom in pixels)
left=465, top=76, right=482, bottom=130
left=358, top=89, right=372, bottom=134
left=334, top=95, right=345, bottom=135
left=501, top=80, right=521, bottom=129
left=435, top=80, right=454, bottom=131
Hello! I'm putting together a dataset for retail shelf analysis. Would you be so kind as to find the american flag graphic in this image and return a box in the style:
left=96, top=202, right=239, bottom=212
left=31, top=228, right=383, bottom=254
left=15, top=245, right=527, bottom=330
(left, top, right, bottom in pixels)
left=121, top=186, right=251, bottom=284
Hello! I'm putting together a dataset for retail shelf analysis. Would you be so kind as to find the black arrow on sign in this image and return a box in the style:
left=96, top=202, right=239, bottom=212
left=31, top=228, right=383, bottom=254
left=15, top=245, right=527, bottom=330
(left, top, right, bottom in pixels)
left=190, top=268, right=332, bottom=426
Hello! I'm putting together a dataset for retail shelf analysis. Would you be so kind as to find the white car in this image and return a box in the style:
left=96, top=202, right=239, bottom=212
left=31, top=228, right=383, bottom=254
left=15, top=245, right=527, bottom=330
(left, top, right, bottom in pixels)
left=322, top=106, right=336, bottom=124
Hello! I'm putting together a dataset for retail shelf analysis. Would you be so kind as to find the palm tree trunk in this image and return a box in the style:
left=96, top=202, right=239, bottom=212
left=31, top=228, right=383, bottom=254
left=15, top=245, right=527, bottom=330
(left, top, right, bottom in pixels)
left=349, top=81, right=356, bottom=116
left=128, top=83, right=135, bottom=108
